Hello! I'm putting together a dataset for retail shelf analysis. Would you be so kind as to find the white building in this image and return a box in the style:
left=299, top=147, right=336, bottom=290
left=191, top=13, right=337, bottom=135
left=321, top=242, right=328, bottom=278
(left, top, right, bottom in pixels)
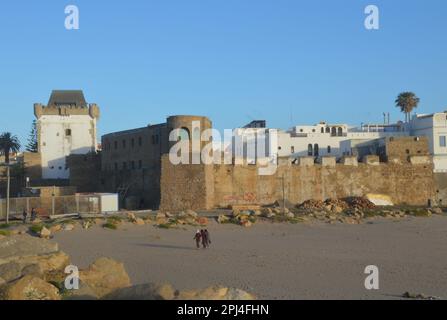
left=410, top=112, right=447, bottom=172
left=231, top=111, right=447, bottom=172
left=34, top=90, right=100, bottom=179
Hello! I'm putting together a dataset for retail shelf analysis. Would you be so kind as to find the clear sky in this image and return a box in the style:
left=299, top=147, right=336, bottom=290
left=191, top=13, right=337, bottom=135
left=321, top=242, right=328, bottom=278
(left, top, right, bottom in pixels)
left=0, top=0, right=446, bottom=147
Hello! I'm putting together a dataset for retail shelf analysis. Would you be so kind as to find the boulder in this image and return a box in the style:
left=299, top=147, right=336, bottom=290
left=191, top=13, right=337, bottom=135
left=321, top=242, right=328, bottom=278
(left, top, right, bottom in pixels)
left=156, top=212, right=167, bottom=220
left=186, top=210, right=198, bottom=218
left=103, top=283, right=175, bottom=300
left=0, top=235, right=59, bottom=261
left=430, top=208, right=443, bottom=215
left=134, top=218, right=145, bottom=226
left=79, top=257, right=131, bottom=298
left=0, top=275, right=60, bottom=300
left=286, top=212, right=295, bottom=219
left=49, top=225, right=62, bottom=233
left=127, top=212, right=137, bottom=221
left=39, top=227, right=51, bottom=239
left=217, top=215, right=229, bottom=224
left=241, top=221, right=252, bottom=228
left=197, top=217, right=208, bottom=225
left=176, top=286, right=256, bottom=300
left=82, top=221, right=92, bottom=229
left=63, top=224, right=75, bottom=231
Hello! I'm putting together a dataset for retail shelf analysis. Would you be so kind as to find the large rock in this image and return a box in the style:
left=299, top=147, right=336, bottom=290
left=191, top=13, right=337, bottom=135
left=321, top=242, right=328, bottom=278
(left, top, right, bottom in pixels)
left=217, top=215, right=229, bottom=224
left=63, top=224, right=75, bottom=231
left=0, top=235, right=59, bottom=262
left=103, top=283, right=255, bottom=300
left=79, top=257, right=131, bottom=298
left=40, top=227, right=51, bottom=239
left=134, top=218, right=145, bottom=226
left=176, top=286, right=256, bottom=300
left=0, top=275, right=60, bottom=300
left=50, top=225, right=62, bottom=233
left=185, top=210, right=198, bottom=218
left=103, top=283, right=175, bottom=300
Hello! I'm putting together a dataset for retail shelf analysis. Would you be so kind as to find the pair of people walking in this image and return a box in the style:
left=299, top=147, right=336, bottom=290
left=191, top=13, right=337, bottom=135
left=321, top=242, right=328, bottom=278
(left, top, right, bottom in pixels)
left=194, top=229, right=211, bottom=249
left=22, top=208, right=37, bottom=224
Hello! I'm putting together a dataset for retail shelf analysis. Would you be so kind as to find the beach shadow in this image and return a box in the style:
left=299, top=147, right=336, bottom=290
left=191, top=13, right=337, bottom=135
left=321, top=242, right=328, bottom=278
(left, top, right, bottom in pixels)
left=134, top=243, right=198, bottom=251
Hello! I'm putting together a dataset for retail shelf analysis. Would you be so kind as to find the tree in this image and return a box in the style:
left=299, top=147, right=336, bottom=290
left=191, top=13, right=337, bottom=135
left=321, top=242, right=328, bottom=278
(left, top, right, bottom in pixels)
left=395, top=92, right=420, bottom=123
left=26, top=120, right=38, bottom=152
left=0, top=132, right=21, bottom=163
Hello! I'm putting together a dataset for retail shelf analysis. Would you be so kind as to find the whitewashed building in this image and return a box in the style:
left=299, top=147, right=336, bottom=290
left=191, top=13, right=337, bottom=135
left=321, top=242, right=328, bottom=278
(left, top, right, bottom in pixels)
left=34, top=90, right=100, bottom=179
left=231, top=111, right=447, bottom=172
left=410, top=112, right=447, bottom=172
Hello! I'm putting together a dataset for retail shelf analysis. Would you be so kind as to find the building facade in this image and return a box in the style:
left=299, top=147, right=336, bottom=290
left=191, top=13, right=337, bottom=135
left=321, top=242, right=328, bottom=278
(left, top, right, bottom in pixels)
left=410, top=112, right=447, bottom=172
left=100, top=115, right=212, bottom=209
left=34, top=90, right=100, bottom=180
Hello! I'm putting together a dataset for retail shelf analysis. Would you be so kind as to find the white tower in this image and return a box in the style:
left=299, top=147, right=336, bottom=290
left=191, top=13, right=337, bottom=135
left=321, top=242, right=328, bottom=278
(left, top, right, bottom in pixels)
left=34, top=90, right=100, bottom=179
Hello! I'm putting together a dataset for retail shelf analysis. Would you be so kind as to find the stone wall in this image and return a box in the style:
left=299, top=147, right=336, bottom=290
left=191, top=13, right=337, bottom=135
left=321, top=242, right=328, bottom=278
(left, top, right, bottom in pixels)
left=160, top=155, right=214, bottom=211
left=160, top=156, right=435, bottom=211
left=66, top=153, right=102, bottom=193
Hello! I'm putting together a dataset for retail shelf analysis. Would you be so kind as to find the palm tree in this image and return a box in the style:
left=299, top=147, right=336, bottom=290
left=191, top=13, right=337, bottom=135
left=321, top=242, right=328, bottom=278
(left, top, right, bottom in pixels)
left=395, top=92, right=420, bottom=123
left=0, top=132, right=21, bottom=163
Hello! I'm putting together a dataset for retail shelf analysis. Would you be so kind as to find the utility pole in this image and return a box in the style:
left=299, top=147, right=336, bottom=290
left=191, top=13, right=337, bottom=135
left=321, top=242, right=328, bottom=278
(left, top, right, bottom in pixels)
left=6, top=165, right=10, bottom=224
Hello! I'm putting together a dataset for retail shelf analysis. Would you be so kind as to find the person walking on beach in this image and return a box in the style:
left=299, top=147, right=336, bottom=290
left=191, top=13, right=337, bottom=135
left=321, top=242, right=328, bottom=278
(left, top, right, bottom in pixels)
left=22, top=209, right=28, bottom=224
left=30, top=208, right=37, bottom=222
left=194, top=230, right=202, bottom=249
left=204, top=229, right=211, bottom=247
left=200, top=229, right=208, bottom=248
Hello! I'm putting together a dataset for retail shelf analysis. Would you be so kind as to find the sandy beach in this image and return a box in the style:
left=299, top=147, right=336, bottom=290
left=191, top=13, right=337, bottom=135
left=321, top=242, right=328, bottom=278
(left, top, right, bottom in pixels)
left=52, top=215, right=447, bottom=300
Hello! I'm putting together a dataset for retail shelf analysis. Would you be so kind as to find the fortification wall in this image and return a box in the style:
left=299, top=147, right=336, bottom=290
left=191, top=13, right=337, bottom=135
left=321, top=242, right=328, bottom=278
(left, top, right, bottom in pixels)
left=160, top=154, right=214, bottom=211
left=160, top=156, right=435, bottom=211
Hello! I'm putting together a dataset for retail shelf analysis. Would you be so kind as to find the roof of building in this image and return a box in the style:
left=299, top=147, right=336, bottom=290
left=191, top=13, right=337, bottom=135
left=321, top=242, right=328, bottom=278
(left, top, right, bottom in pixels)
left=47, top=90, right=87, bottom=108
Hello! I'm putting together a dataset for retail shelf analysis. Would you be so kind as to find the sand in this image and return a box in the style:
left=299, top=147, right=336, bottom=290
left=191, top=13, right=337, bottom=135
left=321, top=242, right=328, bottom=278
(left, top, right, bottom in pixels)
left=52, top=215, right=447, bottom=300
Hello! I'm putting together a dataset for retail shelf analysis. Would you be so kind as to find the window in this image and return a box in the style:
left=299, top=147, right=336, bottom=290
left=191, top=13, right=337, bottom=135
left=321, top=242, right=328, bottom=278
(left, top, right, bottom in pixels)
left=114, top=163, right=118, bottom=171
left=291, top=146, right=295, bottom=154
left=308, top=144, right=313, bottom=156
left=131, top=138, right=135, bottom=148
left=337, top=127, right=343, bottom=136
left=327, top=146, right=331, bottom=154
left=138, top=137, right=142, bottom=146
left=122, top=140, right=126, bottom=149
left=314, top=144, right=319, bottom=157
left=122, top=162, right=127, bottom=170
left=131, top=161, right=135, bottom=170
left=152, top=135, right=160, bottom=145
left=65, top=129, right=72, bottom=136
left=114, top=141, right=118, bottom=150
left=440, top=136, right=447, bottom=147
left=331, top=127, right=336, bottom=136
left=326, top=127, right=330, bottom=133
left=138, top=160, right=142, bottom=169
left=321, top=128, right=324, bottom=133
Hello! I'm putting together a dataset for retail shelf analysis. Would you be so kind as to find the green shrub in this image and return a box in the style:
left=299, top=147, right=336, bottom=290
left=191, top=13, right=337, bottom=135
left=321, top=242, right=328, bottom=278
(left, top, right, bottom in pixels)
left=29, top=224, right=44, bottom=234
left=0, top=223, right=10, bottom=229
left=103, top=222, right=118, bottom=230
left=0, top=230, right=11, bottom=236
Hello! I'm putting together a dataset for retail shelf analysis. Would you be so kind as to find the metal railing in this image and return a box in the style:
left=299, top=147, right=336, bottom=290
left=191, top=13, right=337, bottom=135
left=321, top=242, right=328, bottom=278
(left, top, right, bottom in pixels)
left=0, top=195, right=101, bottom=220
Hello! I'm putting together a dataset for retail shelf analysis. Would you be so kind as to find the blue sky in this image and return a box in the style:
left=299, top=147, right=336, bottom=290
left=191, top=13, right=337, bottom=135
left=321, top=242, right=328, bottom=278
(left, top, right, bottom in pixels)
left=0, top=0, right=446, bottom=147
